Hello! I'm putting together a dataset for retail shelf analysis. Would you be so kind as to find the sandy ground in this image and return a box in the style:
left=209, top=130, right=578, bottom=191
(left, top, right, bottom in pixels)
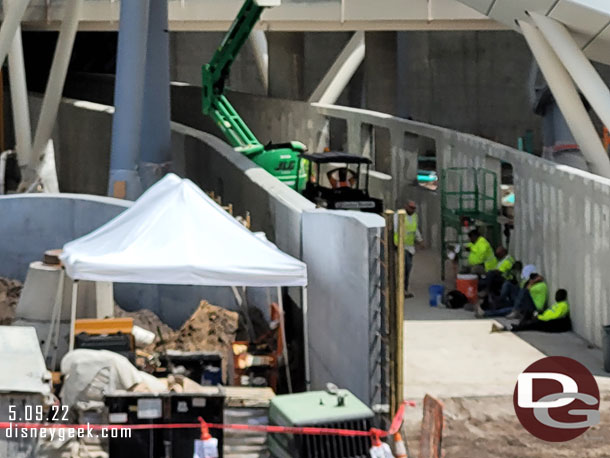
left=404, top=250, right=610, bottom=457
left=404, top=394, right=610, bottom=457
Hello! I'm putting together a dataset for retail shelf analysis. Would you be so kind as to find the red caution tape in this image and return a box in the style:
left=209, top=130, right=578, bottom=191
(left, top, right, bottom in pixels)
left=0, top=400, right=416, bottom=439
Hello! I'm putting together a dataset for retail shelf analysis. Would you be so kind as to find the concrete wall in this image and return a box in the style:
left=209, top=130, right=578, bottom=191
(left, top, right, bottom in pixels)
left=302, top=209, right=384, bottom=404
left=0, top=193, right=273, bottom=328
left=169, top=32, right=266, bottom=95
left=0, top=194, right=128, bottom=280
left=386, top=30, right=542, bottom=150
left=190, top=91, right=610, bottom=348
left=60, top=29, right=540, bottom=149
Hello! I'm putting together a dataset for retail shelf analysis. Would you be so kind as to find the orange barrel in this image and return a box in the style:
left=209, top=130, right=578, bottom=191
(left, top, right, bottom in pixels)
left=456, top=274, right=478, bottom=304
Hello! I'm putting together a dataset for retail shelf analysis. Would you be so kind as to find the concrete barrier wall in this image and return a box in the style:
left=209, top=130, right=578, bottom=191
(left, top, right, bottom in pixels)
left=0, top=194, right=128, bottom=280
left=302, top=209, right=384, bottom=404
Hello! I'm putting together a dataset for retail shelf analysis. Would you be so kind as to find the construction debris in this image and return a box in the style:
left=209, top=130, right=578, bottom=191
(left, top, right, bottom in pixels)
left=159, top=300, right=239, bottom=381
left=0, top=277, right=23, bottom=325
left=113, top=303, right=173, bottom=352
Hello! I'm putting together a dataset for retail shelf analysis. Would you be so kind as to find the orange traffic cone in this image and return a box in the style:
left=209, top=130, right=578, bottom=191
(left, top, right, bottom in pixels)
left=394, top=432, right=408, bottom=458
left=369, top=431, right=394, bottom=458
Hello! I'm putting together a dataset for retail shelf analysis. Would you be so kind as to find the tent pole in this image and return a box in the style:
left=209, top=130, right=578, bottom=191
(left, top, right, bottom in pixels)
left=43, top=268, right=64, bottom=362
left=68, top=280, right=79, bottom=352
left=302, top=286, right=310, bottom=391
left=277, top=287, right=292, bottom=393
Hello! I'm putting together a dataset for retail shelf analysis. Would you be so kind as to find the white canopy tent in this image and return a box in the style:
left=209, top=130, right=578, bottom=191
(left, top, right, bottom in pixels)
left=60, top=174, right=309, bottom=390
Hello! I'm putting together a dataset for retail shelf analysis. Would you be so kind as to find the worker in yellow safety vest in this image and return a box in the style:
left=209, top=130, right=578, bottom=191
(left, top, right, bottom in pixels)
left=497, top=288, right=571, bottom=333
left=465, top=229, right=497, bottom=273
left=394, top=200, right=424, bottom=298
left=495, top=246, right=515, bottom=280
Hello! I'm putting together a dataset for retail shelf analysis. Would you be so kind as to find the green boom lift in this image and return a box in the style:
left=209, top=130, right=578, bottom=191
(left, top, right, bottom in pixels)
left=202, top=0, right=307, bottom=190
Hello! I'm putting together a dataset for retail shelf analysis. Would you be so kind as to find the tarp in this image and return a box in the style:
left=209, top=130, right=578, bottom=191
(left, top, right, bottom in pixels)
left=0, top=326, right=51, bottom=395
left=60, top=174, right=307, bottom=287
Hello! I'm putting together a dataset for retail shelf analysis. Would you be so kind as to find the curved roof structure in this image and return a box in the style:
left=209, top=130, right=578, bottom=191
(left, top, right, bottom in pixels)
left=457, top=0, right=610, bottom=64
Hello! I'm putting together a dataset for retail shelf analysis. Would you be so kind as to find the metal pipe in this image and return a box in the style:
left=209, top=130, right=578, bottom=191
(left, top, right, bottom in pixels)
left=530, top=12, right=610, bottom=140
left=519, top=20, right=610, bottom=177
left=0, top=0, right=30, bottom=70
left=5, top=0, right=32, bottom=167
left=30, top=0, right=83, bottom=189
left=277, top=286, right=293, bottom=393
left=139, top=0, right=171, bottom=189
left=108, top=0, right=150, bottom=199
left=308, top=31, right=365, bottom=105
left=68, top=280, right=79, bottom=352
left=395, top=209, right=405, bottom=412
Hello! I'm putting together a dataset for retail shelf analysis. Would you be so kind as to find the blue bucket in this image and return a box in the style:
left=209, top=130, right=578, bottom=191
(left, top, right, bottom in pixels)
left=428, top=284, right=444, bottom=306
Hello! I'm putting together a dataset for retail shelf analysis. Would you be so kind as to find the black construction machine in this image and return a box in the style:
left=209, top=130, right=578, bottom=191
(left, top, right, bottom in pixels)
left=299, top=152, right=383, bottom=213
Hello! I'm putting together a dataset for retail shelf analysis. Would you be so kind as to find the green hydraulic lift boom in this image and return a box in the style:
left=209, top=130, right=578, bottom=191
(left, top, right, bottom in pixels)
left=202, top=0, right=307, bottom=190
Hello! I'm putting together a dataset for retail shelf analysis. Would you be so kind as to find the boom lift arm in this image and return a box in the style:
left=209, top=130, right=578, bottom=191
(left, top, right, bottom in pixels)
left=202, top=0, right=307, bottom=189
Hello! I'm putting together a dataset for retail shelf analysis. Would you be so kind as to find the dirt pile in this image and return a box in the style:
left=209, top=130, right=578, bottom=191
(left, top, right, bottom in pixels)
left=159, top=300, right=239, bottom=380
left=404, top=395, right=610, bottom=457
left=0, top=277, right=23, bottom=325
left=113, top=303, right=173, bottom=338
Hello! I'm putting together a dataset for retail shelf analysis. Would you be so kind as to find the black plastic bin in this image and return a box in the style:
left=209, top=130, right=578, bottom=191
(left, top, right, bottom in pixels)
left=159, top=351, right=223, bottom=385
left=75, top=332, right=134, bottom=363
left=105, top=392, right=224, bottom=458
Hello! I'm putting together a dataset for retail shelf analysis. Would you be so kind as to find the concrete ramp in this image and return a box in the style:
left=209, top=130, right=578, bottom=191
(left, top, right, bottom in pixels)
left=405, top=250, right=610, bottom=400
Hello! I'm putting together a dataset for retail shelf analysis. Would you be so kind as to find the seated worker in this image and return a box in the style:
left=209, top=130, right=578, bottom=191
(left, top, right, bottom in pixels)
left=493, top=289, right=571, bottom=333
left=327, top=167, right=356, bottom=189
left=480, top=261, right=523, bottom=315
left=478, top=267, right=545, bottom=319
left=479, top=246, right=514, bottom=299
left=495, top=247, right=515, bottom=280
left=465, top=229, right=497, bottom=274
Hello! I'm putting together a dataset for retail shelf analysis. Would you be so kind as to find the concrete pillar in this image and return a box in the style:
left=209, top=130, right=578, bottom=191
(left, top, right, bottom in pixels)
left=108, top=0, right=150, bottom=200
left=519, top=20, right=610, bottom=177
left=396, top=32, right=410, bottom=118
left=363, top=32, right=408, bottom=116
left=268, top=32, right=304, bottom=100
left=139, top=0, right=171, bottom=189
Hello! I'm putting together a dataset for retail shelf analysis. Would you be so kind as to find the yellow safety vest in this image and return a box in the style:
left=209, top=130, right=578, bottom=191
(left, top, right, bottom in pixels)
left=467, top=236, right=497, bottom=271
left=538, top=301, right=569, bottom=321
left=498, top=255, right=515, bottom=279
left=394, top=213, right=418, bottom=247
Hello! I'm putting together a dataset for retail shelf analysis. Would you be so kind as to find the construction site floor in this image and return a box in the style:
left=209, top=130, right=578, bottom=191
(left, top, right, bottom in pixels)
left=403, top=249, right=610, bottom=457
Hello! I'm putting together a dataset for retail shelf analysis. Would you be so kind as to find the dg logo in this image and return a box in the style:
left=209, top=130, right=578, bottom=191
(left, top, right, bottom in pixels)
left=514, top=356, right=600, bottom=442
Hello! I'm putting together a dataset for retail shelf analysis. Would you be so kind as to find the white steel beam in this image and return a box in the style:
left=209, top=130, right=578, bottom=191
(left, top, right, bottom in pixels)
left=27, top=0, right=83, bottom=192
left=4, top=0, right=32, bottom=167
left=529, top=12, right=610, bottom=142
left=308, top=31, right=365, bottom=104
left=519, top=19, right=610, bottom=178
left=0, top=0, right=30, bottom=69
left=250, top=30, right=269, bottom=93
